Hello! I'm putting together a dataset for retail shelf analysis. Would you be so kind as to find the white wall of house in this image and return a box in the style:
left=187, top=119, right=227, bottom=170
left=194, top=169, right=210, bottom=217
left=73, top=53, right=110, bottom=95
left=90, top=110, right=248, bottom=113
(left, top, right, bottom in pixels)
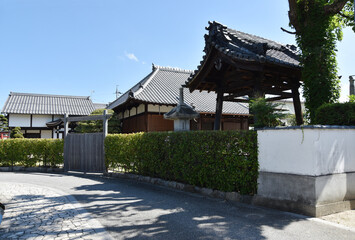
left=8, top=113, right=65, bottom=138
left=148, top=104, right=173, bottom=113
left=137, top=104, right=145, bottom=114
left=148, top=104, right=160, bottom=112
left=9, top=114, right=31, bottom=127
left=130, top=107, right=137, bottom=117
left=32, top=115, right=53, bottom=127
left=258, top=127, right=355, bottom=176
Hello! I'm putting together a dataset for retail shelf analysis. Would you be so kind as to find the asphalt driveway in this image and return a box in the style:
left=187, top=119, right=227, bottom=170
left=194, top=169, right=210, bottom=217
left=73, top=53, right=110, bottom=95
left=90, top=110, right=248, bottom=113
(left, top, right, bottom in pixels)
left=0, top=172, right=354, bottom=240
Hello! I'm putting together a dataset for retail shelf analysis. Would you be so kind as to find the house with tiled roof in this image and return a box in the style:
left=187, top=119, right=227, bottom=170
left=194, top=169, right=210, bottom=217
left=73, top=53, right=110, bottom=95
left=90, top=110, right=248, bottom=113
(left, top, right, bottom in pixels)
left=1, top=92, right=97, bottom=138
left=107, top=64, right=249, bottom=133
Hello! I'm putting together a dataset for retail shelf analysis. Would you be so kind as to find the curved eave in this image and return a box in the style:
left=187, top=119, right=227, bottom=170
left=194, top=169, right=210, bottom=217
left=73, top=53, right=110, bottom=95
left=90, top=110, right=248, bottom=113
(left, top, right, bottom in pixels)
left=186, top=45, right=301, bottom=93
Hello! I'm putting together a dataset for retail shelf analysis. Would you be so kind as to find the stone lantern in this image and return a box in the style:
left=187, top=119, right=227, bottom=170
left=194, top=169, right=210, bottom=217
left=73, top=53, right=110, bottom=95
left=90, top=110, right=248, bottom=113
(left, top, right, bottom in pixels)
left=164, top=88, right=199, bottom=131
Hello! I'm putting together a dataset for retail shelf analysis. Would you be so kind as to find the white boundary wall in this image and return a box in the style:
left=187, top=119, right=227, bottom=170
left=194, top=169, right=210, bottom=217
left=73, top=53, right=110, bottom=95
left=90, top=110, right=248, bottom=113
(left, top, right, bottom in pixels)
left=258, top=127, right=355, bottom=176
left=256, top=126, right=355, bottom=216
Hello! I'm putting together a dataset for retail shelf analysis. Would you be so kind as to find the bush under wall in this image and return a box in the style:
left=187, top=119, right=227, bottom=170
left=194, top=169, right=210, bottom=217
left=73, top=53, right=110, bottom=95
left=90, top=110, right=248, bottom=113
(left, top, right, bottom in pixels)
left=0, top=139, right=64, bottom=167
left=105, top=131, right=258, bottom=195
left=315, top=102, right=355, bottom=125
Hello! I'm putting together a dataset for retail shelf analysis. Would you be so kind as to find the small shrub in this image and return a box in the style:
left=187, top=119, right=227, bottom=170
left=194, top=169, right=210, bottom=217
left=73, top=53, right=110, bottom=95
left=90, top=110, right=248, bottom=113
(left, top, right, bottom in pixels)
left=249, top=98, right=285, bottom=128
left=10, top=127, right=24, bottom=138
left=315, top=102, right=355, bottom=125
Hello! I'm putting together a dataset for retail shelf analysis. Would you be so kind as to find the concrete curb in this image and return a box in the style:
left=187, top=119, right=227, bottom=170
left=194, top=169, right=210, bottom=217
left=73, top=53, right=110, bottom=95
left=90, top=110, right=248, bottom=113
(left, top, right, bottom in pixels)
left=103, top=172, right=254, bottom=205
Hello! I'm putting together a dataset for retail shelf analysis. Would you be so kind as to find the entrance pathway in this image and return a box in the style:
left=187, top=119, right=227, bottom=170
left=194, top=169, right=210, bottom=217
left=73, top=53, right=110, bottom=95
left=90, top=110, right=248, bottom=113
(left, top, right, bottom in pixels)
left=0, top=182, right=112, bottom=240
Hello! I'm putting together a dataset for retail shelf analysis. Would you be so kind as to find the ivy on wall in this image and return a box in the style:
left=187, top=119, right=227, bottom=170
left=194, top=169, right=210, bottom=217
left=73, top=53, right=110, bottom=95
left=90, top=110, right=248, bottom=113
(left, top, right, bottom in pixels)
left=287, top=0, right=354, bottom=122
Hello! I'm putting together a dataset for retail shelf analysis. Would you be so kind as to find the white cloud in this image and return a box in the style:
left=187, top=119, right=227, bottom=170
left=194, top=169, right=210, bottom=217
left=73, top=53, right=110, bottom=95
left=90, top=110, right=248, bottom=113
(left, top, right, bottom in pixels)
left=125, top=52, right=139, bottom=62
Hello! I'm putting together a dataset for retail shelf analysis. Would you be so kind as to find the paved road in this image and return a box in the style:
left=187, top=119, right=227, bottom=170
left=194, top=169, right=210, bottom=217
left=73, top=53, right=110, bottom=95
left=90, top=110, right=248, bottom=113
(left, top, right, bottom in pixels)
left=0, top=172, right=354, bottom=240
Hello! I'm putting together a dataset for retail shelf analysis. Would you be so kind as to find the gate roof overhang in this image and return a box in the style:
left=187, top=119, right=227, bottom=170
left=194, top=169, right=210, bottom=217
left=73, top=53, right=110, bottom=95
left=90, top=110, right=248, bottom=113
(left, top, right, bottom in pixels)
left=185, top=21, right=303, bottom=103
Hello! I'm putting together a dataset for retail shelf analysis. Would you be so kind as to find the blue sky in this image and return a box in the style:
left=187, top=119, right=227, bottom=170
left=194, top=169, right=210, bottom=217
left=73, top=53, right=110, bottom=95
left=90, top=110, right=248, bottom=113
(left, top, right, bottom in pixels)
left=1, top=0, right=354, bottom=110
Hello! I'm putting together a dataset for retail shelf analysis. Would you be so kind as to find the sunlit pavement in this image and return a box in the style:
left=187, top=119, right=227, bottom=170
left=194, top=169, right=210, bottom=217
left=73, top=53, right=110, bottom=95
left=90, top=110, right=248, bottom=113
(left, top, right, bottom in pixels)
left=0, top=172, right=354, bottom=240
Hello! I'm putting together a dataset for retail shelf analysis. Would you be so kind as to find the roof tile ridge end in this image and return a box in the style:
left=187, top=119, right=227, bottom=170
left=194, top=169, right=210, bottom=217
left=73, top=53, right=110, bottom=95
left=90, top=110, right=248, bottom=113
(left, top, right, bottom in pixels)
left=152, top=64, right=193, bottom=74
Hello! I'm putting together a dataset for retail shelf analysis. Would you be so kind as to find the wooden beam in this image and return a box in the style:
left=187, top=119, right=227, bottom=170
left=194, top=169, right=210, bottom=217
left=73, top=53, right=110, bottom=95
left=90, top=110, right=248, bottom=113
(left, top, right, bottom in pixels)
left=266, top=96, right=292, bottom=101
left=264, top=89, right=293, bottom=97
left=214, top=88, right=224, bottom=130
left=223, top=89, right=252, bottom=101
left=224, top=98, right=249, bottom=103
left=227, top=79, right=256, bottom=89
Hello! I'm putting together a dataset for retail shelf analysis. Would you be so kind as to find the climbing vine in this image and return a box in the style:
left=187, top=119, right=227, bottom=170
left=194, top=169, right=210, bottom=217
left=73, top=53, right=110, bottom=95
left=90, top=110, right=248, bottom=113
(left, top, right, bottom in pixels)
left=287, top=0, right=354, bottom=123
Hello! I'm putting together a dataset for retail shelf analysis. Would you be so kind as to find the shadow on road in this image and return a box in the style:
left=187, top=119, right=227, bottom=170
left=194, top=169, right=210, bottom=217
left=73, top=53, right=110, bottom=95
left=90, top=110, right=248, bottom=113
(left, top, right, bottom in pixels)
left=68, top=174, right=304, bottom=240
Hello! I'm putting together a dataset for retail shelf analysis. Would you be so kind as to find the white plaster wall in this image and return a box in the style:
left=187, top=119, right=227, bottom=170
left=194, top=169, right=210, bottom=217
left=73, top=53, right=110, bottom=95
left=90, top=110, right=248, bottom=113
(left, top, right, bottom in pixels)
left=160, top=105, right=173, bottom=113
left=124, top=110, right=129, bottom=118
left=41, top=130, right=52, bottom=139
left=130, top=107, right=137, bottom=117
left=32, top=115, right=53, bottom=127
left=137, top=104, right=145, bottom=114
left=258, top=128, right=355, bottom=176
left=9, top=114, right=31, bottom=127
left=148, top=104, right=160, bottom=112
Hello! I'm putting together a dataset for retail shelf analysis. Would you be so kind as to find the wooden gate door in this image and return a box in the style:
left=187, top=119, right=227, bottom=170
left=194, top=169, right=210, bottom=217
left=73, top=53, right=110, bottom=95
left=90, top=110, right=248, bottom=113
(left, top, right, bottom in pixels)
left=64, top=133, right=105, bottom=172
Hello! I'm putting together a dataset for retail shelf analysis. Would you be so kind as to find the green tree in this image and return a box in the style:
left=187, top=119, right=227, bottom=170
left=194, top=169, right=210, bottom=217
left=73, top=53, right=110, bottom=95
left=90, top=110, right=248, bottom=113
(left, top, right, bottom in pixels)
left=0, top=114, right=8, bottom=131
left=249, top=98, right=286, bottom=128
left=10, top=127, right=24, bottom=138
left=75, top=109, right=121, bottom=133
left=287, top=0, right=354, bottom=123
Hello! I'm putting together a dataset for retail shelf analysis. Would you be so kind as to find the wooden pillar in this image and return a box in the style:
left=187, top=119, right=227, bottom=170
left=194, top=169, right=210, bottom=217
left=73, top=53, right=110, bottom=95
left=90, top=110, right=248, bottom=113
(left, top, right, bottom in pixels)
left=63, top=113, right=69, bottom=138
left=214, top=88, right=224, bottom=130
left=103, top=110, right=108, bottom=137
left=292, top=85, right=303, bottom=125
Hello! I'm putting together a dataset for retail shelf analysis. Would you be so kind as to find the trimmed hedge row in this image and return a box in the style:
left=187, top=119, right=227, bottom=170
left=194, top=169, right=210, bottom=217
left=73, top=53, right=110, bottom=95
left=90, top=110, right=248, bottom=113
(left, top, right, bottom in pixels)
left=315, top=102, right=355, bottom=125
left=0, top=139, right=64, bottom=167
left=105, top=131, right=258, bottom=195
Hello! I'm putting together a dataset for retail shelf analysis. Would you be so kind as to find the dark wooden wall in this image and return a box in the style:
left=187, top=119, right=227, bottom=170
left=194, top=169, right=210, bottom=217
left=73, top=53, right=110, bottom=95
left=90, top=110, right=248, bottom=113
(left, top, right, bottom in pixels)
left=64, top=133, right=105, bottom=172
left=122, top=112, right=249, bottom=133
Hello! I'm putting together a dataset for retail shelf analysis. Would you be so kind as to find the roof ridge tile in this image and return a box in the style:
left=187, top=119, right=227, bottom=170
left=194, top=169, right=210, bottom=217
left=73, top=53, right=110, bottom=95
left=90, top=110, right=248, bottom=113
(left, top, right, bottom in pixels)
left=9, top=92, right=90, bottom=99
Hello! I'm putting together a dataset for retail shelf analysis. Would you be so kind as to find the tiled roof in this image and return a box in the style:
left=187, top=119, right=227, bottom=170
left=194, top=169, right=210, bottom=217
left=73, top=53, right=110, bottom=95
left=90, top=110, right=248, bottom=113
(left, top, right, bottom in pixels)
left=108, top=64, right=249, bottom=115
left=186, top=21, right=300, bottom=85
left=2, top=92, right=96, bottom=115
left=93, top=103, right=108, bottom=110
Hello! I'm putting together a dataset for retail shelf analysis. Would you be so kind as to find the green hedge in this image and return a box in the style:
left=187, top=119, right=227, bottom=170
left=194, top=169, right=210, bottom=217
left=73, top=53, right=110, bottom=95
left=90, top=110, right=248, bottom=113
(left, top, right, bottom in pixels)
left=0, top=139, right=64, bottom=167
left=315, top=102, right=355, bottom=125
left=105, top=131, right=258, bottom=195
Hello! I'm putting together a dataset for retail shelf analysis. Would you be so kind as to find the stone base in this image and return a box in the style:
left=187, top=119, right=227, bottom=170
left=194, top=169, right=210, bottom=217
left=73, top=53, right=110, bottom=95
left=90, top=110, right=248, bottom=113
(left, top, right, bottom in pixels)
left=257, top=171, right=355, bottom=217
left=0, top=167, right=64, bottom=173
